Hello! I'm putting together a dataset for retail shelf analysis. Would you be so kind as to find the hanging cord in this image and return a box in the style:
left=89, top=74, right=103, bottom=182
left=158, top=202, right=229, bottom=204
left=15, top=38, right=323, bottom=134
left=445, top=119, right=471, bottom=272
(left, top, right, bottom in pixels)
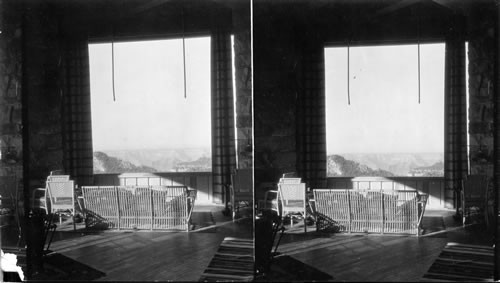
left=347, top=43, right=351, bottom=105
left=417, top=7, right=421, bottom=104
left=182, top=8, right=187, bottom=99
left=418, top=42, right=421, bottom=104
left=111, top=29, right=116, bottom=102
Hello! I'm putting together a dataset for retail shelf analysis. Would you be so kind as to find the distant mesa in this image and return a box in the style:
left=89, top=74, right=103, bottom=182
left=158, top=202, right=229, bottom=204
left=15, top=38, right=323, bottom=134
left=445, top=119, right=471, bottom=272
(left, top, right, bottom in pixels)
left=327, top=154, right=394, bottom=177
left=93, top=150, right=212, bottom=173
left=408, top=161, right=444, bottom=177
left=99, top=148, right=211, bottom=172
left=327, top=154, right=444, bottom=177
left=173, top=156, right=211, bottom=172
left=93, top=151, right=157, bottom=174
left=341, top=152, right=443, bottom=176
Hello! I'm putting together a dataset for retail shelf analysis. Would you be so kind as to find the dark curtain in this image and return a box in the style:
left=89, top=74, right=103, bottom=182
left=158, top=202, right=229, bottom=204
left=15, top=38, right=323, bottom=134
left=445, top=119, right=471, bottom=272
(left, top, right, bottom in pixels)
left=495, top=5, right=500, bottom=281
left=297, top=43, right=327, bottom=189
left=211, top=29, right=236, bottom=204
left=444, top=16, right=467, bottom=209
left=61, top=37, right=94, bottom=187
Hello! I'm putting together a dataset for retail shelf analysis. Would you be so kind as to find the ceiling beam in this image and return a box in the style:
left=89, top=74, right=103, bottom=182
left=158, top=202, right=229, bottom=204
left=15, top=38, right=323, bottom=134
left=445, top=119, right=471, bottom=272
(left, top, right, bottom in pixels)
left=121, top=0, right=174, bottom=18
left=372, top=0, right=422, bottom=17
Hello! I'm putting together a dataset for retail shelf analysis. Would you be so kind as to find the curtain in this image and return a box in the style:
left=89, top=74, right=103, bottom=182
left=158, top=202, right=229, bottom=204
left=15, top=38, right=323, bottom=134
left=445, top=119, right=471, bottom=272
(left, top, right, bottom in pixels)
left=61, top=37, right=94, bottom=187
left=211, top=29, right=236, bottom=204
left=444, top=16, right=467, bottom=209
left=297, top=43, right=327, bottom=189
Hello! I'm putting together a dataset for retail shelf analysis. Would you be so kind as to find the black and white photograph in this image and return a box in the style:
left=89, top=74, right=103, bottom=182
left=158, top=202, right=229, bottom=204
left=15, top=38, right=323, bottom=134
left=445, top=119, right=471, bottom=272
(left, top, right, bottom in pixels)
left=0, top=0, right=499, bottom=281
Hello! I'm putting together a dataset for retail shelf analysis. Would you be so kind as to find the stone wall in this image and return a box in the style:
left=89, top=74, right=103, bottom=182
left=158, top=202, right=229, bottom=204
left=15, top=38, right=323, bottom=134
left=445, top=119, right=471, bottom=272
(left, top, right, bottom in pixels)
left=232, top=5, right=252, bottom=170
left=0, top=0, right=23, bottom=208
left=467, top=4, right=497, bottom=207
left=23, top=3, right=65, bottom=187
left=254, top=7, right=304, bottom=188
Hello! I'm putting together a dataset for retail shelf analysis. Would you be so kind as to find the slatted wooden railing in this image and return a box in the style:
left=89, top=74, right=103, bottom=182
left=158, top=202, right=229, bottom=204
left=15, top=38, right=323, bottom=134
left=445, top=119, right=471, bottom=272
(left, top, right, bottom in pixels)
left=81, top=185, right=194, bottom=231
left=313, top=189, right=426, bottom=235
left=327, top=177, right=444, bottom=209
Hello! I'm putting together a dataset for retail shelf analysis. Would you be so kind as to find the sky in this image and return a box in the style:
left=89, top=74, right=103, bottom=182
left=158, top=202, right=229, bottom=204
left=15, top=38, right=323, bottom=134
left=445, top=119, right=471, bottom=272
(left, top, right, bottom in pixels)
left=90, top=39, right=447, bottom=154
left=89, top=37, right=211, bottom=151
left=325, top=43, right=446, bottom=154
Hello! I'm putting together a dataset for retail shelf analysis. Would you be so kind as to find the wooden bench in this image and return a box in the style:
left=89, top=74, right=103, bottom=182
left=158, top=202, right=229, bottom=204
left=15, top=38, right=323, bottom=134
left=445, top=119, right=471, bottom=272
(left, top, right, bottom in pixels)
left=313, top=189, right=427, bottom=236
left=81, top=185, right=195, bottom=231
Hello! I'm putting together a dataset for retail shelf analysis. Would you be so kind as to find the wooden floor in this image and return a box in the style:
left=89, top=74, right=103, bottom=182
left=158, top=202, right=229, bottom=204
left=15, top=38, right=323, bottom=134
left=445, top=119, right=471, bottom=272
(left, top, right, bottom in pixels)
left=45, top=206, right=253, bottom=281
left=50, top=229, right=248, bottom=281
left=263, top=210, right=495, bottom=282
left=2, top=208, right=496, bottom=282
left=271, top=233, right=449, bottom=281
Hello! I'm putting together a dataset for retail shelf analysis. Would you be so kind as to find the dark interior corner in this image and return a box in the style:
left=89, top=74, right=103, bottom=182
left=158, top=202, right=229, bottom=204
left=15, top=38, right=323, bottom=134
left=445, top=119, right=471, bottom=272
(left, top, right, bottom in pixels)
left=0, top=0, right=499, bottom=281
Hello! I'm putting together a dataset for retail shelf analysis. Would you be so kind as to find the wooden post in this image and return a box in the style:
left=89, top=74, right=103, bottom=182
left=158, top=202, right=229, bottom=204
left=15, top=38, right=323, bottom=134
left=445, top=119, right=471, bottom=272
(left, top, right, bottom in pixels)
left=150, top=187, right=154, bottom=231
left=381, top=192, right=385, bottom=235
left=186, top=192, right=190, bottom=232
left=115, top=186, right=120, bottom=230
left=347, top=190, right=352, bottom=234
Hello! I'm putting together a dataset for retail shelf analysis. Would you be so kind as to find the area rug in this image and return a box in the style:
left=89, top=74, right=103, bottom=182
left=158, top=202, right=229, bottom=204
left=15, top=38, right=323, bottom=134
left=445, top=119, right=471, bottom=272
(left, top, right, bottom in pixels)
left=30, top=252, right=106, bottom=281
left=199, top=237, right=254, bottom=282
left=421, top=242, right=494, bottom=282
left=257, top=255, right=334, bottom=282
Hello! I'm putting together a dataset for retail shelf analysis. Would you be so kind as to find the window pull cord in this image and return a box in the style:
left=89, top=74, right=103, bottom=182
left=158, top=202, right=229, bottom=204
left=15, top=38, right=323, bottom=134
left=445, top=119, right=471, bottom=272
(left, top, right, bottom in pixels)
left=417, top=8, right=421, bottom=104
left=182, top=8, right=187, bottom=99
left=418, top=41, right=421, bottom=104
left=112, top=31, right=116, bottom=102
left=347, top=43, right=351, bottom=106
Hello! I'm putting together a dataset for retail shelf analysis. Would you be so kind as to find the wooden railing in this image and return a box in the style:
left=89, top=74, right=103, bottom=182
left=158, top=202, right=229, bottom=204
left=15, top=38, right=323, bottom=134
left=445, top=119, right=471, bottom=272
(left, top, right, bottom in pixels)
left=313, top=189, right=426, bottom=235
left=81, top=185, right=194, bottom=231
left=326, top=176, right=445, bottom=209
left=92, top=175, right=445, bottom=208
left=93, top=172, right=217, bottom=204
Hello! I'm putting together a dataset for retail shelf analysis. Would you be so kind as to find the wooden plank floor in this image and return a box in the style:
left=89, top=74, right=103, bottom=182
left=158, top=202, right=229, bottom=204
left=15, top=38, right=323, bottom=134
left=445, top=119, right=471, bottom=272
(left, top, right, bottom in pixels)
left=272, top=234, right=447, bottom=282
left=47, top=216, right=253, bottom=281
left=263, top=210, right=495, bottom=282
left=4, top=209, right=495, bottom=281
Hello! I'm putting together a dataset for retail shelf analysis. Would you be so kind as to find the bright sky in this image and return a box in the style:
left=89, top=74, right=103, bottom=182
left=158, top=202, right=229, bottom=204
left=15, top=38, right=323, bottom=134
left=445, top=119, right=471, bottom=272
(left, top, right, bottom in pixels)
left=89, top=37, right=211, bottom=151
left=325, top=43, right=445, bottom=154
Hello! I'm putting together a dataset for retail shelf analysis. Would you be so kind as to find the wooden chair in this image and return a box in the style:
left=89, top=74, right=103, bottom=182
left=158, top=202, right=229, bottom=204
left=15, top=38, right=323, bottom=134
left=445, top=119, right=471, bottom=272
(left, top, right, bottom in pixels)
left=278, top=178, right=302, bottom=184
left=461, top=175, right=488, bottom=226
left=31, top=172, right=70, bottom=215
left=257, top=177, right=301, bottom=213
left=278, top=182, right=307, bottom=232
left=229, top=168, right=253, bottom=221
left=258, top=189, right=279, bottom=213
left=282, top=172, right=298, bottom=178
left=45, top=180, right=76, bottom=230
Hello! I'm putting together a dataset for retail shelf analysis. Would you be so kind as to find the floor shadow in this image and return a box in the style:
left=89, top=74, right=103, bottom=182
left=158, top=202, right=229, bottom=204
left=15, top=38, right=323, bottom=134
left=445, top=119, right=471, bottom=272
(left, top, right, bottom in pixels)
left=256, top=255, right=334, bottom=282
left=30, top=251, right=106, bottom=281
left=191, top=211, right=215, bottom=230
left=421, top=215, right=447, bottom=237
